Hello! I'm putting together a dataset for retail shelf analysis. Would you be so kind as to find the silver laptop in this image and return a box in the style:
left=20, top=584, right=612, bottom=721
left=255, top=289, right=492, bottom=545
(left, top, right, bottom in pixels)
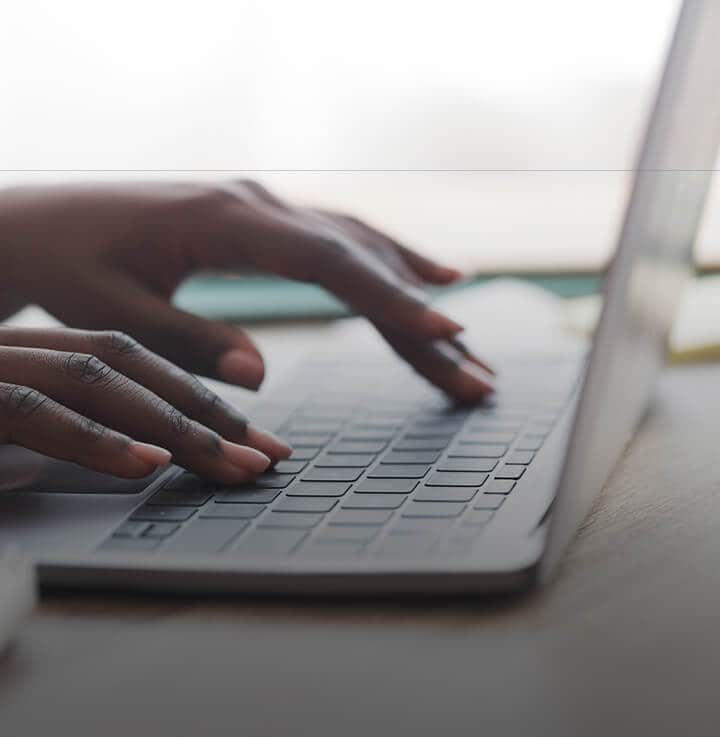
left=2, top=0, right=719, bottom=596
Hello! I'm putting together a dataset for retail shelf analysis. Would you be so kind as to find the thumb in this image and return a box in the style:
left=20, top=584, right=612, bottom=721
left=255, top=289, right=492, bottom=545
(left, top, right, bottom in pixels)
left=93, top=278, right=266, bottom=389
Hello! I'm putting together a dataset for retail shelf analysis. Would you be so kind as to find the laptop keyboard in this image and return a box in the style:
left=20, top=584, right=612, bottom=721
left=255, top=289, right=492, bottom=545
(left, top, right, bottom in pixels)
left=99, top=357, right=580, bottom=560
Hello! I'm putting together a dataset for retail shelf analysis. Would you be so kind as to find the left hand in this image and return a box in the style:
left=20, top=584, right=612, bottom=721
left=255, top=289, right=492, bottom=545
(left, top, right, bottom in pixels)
left=0, top=180, right=495, bottom=401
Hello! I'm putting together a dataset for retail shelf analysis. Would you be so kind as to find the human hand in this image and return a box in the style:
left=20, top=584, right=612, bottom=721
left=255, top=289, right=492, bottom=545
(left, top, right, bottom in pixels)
left=0, top=326, right=291, bottom=481
left=0, top=181, right=495, bottom=400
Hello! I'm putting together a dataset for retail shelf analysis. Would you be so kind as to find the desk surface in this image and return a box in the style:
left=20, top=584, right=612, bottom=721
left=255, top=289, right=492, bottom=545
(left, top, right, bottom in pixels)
left=1, top=333, right=720, bottom=736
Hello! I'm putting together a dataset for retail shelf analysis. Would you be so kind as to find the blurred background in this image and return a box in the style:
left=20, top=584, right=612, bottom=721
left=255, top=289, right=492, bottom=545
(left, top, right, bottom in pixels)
left=1, top=0, right=718, bottom=274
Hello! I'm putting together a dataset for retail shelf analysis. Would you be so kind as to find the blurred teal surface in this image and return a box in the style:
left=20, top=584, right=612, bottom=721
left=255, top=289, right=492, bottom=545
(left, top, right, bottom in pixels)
left=174, top=274, right=604, bottom=322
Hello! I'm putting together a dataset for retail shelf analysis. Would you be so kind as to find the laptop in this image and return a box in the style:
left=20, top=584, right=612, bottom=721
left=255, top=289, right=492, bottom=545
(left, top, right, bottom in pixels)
left=1, top=0, right=719, bottom=596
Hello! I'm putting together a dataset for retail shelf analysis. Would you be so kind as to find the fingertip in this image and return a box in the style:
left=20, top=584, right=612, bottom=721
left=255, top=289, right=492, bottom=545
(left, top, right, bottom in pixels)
left=220, top=439, right=272, bottom=473
left=217, top=349, right=265, bottom=389
left=430, top=265, right=464, bottom=284
left=421, top=309, right=465, bottom=338
left=128, top=441, right=173, bottom=466
left=451, top=362, right=496, bottom=403
left=246, top=426, right=294, bottom=460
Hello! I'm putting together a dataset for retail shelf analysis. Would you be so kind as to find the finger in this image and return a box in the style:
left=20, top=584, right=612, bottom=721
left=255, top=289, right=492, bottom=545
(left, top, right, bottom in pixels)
left=274, top=223, right=464, bottom=339
left=0, top=382, right=171, bottom=478
left=373, top=327, right=495, bottom=404
left=312, top=210, right=463, bottom=285
left=447, top=336, right=497, bottom=377
left=43, top=275, right=266, bottom=389
left=198, top=205, right=465, bottom=341
left=0, top=327, right=292, bottom=461
left=307, top=209, right=423, bottom=286
left=0, top=347, right=272, bottom=483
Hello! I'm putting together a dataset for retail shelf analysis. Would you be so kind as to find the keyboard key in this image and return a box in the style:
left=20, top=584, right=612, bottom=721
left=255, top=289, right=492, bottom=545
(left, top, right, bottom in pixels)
left=292, top=419, right=343, bottom=432
left=200, top=503, right=265, bottom=519
left=402, top=502, right=466, bottom=518
left=373, top=536, right=435, bottom=556
left=302, top=468, right=363, bottom=483
left=342, top=494, right=406, bottom=509
left=382, top=450, right=440, bottom=465
left=330, top=509, right=393, bottom=526
left=315, top=454, right=375, bottom=468
left=142, top=522, right=181, bottom=539
left=287, top=432, right=334, bottom=445
left=341, top=430, right=396, bottom=442
left=330, top=441, right=386, bottom=454
left=506, top=451, right=535, bottom=465
left=350, top=421, right=400, bottom=431
left=233, top=529, right=307, bottom=556
left=313, top=526, right=380, bottom=543
left=302, top=541, right=366, bottom=556
left=368, top=465, right=430, bottom=479
left=407, top=420, right=464, bottom=434
left=462, top=510, right=494, bottom=526
left=130, top=506, right=196, bottom=523
left=413, top=486, right=478, bottom=503
left=273, top=497, right=338, bottom=514
left=393, top=438, right=448, bottom=452
left=262, top=512, right=324, bottom=529
left=426, top=472, right=488, bottom=487
left=288, top=447, right=320, bottom=461
left=483, top=480, right=516, bottom=495
left=437, top=458, right=497, bottom=473
left=161, top=519, right=248, bottom=555
left=474, top=495, right=505, bottom=510
left=355, top=479, right=418, bottom=494
left=515, top=436, right=543, bottom=451
left=162, top=473, right=217, bottom=493
left=113, top=520, right=150, bottom=538
left=250, top=473, right=295, bottom=489
left=287, top=482, right=351, bottom=497
left=459, top=432, right=515, bottom=444
left=495, top=466, right=526, bottom=480
left=100, top=537, right=160, bottom=553
left=272, top=460, right=307, bottom=474
left=449, top=444, right=508, bottom=458
left=389, top=517, right=453, bottom=534
left=215, top=489, right=282, bottom=504
left=403, top=429, right=456, bottom=440
left=148, top=490, right=212, bottom=507
left=468, top=421, right=523, bottom=432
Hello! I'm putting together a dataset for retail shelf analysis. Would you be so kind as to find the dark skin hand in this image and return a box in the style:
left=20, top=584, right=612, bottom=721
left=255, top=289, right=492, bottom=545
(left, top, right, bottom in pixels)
left=0, top=180, right=495, bottom=482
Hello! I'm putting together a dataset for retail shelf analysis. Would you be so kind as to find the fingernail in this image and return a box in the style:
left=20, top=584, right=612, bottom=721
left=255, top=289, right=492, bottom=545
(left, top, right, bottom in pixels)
left=449, top=337, right=497, bottom=376
left=422, top=308, right=464, bottom=337
left=247, top=426, right=293, bottom=460
left=439, top=266, right=463, bottom=281
left=217, top=350, right=265, bottom=389
left=457, top=361, right=496, bottom=399
left=220, top=439, right=271, bottom=473
left=128, top=441, right=172, bottom=466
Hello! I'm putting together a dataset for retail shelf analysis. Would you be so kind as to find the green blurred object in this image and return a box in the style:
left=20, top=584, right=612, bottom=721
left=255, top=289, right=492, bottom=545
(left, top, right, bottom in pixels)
left=173, top=274, right=604, bottom=323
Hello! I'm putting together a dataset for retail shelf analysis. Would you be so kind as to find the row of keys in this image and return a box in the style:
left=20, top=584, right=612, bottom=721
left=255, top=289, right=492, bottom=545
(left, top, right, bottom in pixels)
left=103, top=486, right=506, bottom=556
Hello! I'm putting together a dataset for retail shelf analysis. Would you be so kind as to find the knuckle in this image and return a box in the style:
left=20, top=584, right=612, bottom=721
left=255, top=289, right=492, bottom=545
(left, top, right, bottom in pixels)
left=317, top=233, right=353, bottom=259
left=91, top=330, right=140, bottom=357
left=201, top=428, right=223, bottom=457
left=193, top=382, right=223, bottom=415
left=196, top=183, right=239, bottom=211
left=302, top=234, right=356, bottom=284
left=75, top=415, right=106, bottom=443
left=0, top=383, right=49, bottom=422
left=63, top=352, right=115, bottom=386
left=166, top=406, right=191, bottom=436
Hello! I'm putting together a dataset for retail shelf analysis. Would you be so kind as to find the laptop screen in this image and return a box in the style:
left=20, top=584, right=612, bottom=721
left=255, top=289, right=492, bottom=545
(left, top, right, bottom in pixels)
left=541, top=0, right=720, bottom=577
